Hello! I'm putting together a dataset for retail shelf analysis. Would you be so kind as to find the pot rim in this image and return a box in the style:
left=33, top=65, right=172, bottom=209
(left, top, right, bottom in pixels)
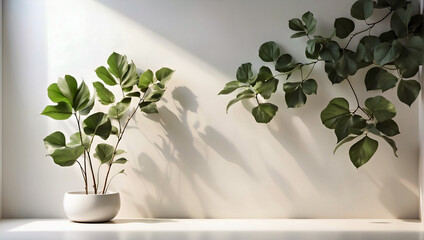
left=65, top=191, right=119, bottom=195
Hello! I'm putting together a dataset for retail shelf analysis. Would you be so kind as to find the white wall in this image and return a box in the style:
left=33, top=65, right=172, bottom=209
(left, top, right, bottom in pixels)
left=2, top=0, right=420, bottom=218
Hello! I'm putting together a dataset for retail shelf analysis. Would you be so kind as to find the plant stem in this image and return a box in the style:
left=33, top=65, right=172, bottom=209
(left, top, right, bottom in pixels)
left=74, top=113, right=88, bottom=194
left=346, top=78, right=371, bottom=119
left=74, top=113, right=97, bottom=194
left=304, top=62, right=317, bottom=80
left=344, top=10, right=392, bottom=49
left=102, top=94, right=146, bottom=194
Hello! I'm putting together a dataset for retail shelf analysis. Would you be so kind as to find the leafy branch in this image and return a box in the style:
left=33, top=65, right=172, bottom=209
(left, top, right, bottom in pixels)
left=219, top=0, right=422, bottom=168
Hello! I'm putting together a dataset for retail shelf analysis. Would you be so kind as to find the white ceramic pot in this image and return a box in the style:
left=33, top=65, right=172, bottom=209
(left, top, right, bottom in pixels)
left=63, top=191, right=120, bottom=223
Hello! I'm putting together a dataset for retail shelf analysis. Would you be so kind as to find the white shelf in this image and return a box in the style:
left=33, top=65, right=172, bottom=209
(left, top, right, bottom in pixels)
left=0, top=219, right=423, bottom=240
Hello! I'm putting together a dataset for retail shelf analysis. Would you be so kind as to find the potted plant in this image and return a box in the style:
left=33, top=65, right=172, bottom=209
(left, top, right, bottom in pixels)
left=42, top=52, right=174, bottom=222
left=220, top=0, right=423, bottom=168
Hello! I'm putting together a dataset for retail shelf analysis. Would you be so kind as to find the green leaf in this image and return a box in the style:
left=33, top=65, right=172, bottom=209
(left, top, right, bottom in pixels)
left=291, top=32, right=307, bottom=38
left=95, top=66, right=117, bottom=86
left=95, top=143, right=115, bottom=164
left=336, top=52, right=358, bottom=77
left=255, top=78, right=279, bottom=99
left=381, top=135, right=398, bottom=157
left=219, top=81, right=246, bottom=95
left=49, top=146, right=84, bottom=167
left=236, top=63, right=253, bottom=83
left=320, top=98, right=351, bottom=129
left=139, top=102, right=159, bottom=114
left=376, top=119, right=400, bottom=137
left=283, top=82, right=301, bottom=93
left=111, top=126, right=119, bottom=135
left=319, top=41, right=340, bottom=62
left=74, top=81, right=90, bottom=111
left=83, top=112, right=112, bottom=140
left=384, top=0, right=407, bottom=9
left=365, top=67, right=398, bottom=92
left=115, top=149, right=126, bottom=156
left=144, top=84, right=165, bottom=102
left=350, top=0, right=373, bottom=20
left=302, top=79, right=317, bottom=95
left=256, top=66, right=273, bottom=82
left=107, top=52, right=128, bottom=80
left=44, top=131, right=66, bottom=154
left=335, top=115, right=366, bottom=143
left=93, top=81, right=115, bottom=105
left=285, top=87, right=306, bottom=108
left=365, top=95, right=396, bottom=122
left=391, top=4, right=412, bottom=38
left=395, top=36, right=424, bottom=70
left=47, top=83, right=70, bottom=105
left=113, top=158, right=128, bottom=164
left=349, top=136, right=378, bottom=168
left=41, top=102, right=73, bottom=120
left=302, top=11, right=316, bottom=34
left=57, top=75, right=78, bottom=106
left=334, top=17, right=355, bottom=39
left=325, top=62, right=345, bottom=84
left=155, top=67, right=174, bottom=84
left=226, top=88, right=255, bottom=113
left=251, top=103, right=278, bottom=123
left=356, top=36, right=381, bottom=63
left=80, top=95, right=95, bottom=115
left=334, top=135, right=357, bottom=154
left=68, top=132, right=90, bottom=148
left=399, top=67, right=419, bottom=78
left=108, top=98, right=131, bottom=119
left=275, top=54, right=296, bottom=73
left=379, top=30, right=398, bottom=42
left=289, top=18, right=305, bottom=31
left=138, top=69, right=154, bottom=92
left=126, top=92, right=141, bottom=98
left=121, top=62, right=138, bottom=89
left=259, top=41, right=280, bottom=62
left=397, top=79, right=421, bottom=106
left=374, top=41, right=403, bottom=66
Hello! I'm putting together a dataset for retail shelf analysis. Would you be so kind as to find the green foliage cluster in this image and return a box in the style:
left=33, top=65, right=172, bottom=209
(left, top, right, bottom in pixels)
left=220, top=0, right=423, bottom=168
left=42, top=52, right=174, bottom=194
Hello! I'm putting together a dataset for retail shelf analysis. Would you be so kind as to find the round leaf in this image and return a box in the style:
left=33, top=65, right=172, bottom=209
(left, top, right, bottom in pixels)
left=251, top=103, right=278, bottom=123
left=302, top=79, right=317, bottom=95
left=320, top=98, right=351, bottom=129
left=365, top=95, right=396, bottom=122
left=334, top=17, right=355, bottom=39
left=350, top=0, right=373, bottom=20
left=236, top=63, right=253, bottom=83
left=349, top=136, right=378, bottom=168
left=376, top=119, right=400, bottom=137
left=285, top=87, right=306, bottom=108
left=365, top=67, right=398, bottom=92
left=397, top=79, right=421, bottom=106
left=275, top=54, right=296, bottom=73
left=259, top=41, right=280, bottom=62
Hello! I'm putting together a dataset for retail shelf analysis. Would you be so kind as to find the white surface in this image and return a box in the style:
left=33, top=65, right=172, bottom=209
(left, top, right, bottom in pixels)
left=1, top=0, right=421, bottom=218
left=63, top=192, right=120, bottom=222
left=0, top=219, right=423, bottom=240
